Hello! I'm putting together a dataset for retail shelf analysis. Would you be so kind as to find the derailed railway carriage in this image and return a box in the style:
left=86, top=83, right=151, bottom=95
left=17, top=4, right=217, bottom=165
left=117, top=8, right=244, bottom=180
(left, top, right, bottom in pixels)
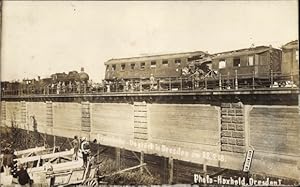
left=104, top=51, right=210, bottom=80
left=211, top=46, right=282, bottom=88
left=104, top=51, right=212, bottom=91
left=104, top=44, right=296, bottom=91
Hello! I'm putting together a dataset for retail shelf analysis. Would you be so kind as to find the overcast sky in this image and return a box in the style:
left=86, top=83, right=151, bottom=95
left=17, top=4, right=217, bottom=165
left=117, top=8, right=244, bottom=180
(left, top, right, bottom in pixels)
left=1, top=1, right=298, bottom=82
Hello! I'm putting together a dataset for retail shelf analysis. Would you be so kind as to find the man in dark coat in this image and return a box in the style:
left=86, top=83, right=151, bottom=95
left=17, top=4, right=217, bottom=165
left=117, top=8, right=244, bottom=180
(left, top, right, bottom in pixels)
left=17, top=164, right=32, bottom=186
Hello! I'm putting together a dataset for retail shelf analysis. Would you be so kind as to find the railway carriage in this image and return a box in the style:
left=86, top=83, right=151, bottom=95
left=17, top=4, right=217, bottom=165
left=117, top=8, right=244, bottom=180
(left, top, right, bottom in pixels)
left=1, top=40, right=298, bottom=95
left=104, top=51, right=211, bottom=91
left=211, top=46, right=282, bottom=88
left=104, top=51, right=210, bottom=80
left=281, top=40, right=299, bottom=86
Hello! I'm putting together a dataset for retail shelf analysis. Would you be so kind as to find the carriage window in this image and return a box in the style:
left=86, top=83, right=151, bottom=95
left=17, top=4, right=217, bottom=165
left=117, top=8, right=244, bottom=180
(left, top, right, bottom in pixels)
left=131, top=63, right=135, bottom=70
left=162, top=60, right=169, bottom=66
left=121, top=64, right=126, bottom=70
left=175, top=59, right=181, bottom=66
left=219, top=60, right=226, bottom=69
left=140, top=62, right=145, bottom=69
left=150, top=61, right=156, bottom=68
left=248, top=56, right=254, bottom=66
left=112, top=64, right=116, bottom=71
left=233, top=58, right=241, bottom=67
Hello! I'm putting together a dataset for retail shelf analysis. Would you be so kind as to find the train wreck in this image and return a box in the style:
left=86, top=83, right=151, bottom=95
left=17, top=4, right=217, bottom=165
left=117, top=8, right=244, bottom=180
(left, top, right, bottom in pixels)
left=0, top=142, right=153, bottom=186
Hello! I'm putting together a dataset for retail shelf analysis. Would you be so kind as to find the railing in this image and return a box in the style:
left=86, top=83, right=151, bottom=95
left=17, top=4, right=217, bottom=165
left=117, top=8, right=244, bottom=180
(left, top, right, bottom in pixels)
left=1, top=71, right=299, bottom=97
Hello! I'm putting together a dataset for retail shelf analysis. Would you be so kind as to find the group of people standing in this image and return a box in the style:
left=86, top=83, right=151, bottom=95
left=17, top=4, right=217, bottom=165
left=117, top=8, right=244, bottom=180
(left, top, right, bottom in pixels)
left=0, top=137, right=91, bottom=186
left=72, top=136, right=90, bottom=168
left=0, top=145, right=32, bottom=186
left=48, top=81, right=89, bottom=94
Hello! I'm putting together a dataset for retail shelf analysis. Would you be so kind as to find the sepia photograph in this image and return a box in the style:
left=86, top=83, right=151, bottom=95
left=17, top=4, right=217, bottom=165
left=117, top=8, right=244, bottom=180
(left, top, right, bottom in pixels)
left=0, top=0, right=299, bottom=186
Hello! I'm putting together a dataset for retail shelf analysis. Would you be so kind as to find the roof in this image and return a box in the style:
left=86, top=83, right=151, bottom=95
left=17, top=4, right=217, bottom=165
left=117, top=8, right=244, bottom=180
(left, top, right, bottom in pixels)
left=104, top=51, right=209, bottom=65
left=212, top=46, right=275, bottom=59
left=282, top=40, right=298, bottom=50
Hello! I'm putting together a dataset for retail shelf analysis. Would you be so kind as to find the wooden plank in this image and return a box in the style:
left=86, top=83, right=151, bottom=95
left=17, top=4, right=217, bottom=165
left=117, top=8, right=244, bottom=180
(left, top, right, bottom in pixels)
left=29, top=159, right=83, bottom=173
left=15, top=146, right=46, bottom=156
left=15, top=150, right=73, bottom=163
left=168, top=157, right=174, bottom=184
left=99, top=163, right=147, bottom=178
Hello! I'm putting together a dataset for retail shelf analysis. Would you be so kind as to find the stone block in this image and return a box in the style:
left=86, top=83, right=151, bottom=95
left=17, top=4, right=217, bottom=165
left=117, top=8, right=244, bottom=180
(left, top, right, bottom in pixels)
left=221, top=108, right=228, bottom=115
left=236, top=139, right=245, bottom=146
left=228, top=109, right=235, bottom=116
left=232, top=131, right=244, bottom=138
left=221, top=123, right=228, bottom=130
left=221, top=137, right=228, bottom=144
left=236, top=117, right=244, bottom=123
left=233, top=146, right=245, bottom=153
left=236, top=124, right=244, bottom=131
left=222, top=116, right=232, bottom=123
left=235, top=109, right=243, bottom=116
left=228, top=123, right=235, bottom=130
left=221, top=144, right=233, bottom=152
left=221, top=103, right=231, bottom=108
left=232, top=116, right=244, bottom=123
left=232, top=102, right=243, bottom=108
left=221, top=131, right=232, bottom=137
left=228, top=138, right=236, bottom=145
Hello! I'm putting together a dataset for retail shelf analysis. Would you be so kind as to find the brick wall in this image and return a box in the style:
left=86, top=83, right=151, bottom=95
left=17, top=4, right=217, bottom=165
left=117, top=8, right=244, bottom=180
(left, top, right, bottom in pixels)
left=46, top=101, right=53, bottom=128
left=220, top=102, right=245, bottom=153
left=81, top=101, right=91, bottom=132
left=133, top=102, right=148, bottom=140
left=1, top=101, right=6, bottom=126
left=20, top=101, right=27, bottom=124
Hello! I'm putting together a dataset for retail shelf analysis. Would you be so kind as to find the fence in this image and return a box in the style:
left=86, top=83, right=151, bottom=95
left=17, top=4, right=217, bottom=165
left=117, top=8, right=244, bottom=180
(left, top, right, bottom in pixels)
left=1, top=71, right=299, bottom=97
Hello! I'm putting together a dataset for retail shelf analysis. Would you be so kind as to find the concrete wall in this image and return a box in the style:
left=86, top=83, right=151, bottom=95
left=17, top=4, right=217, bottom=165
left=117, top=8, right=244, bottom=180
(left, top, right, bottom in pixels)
left=148, top=104, right=219, bottom=149
left=5, top=102, right=22, bottom=128
left=26, top=102, right=47, bottom=133
left=247, top=105, right=300, bottom=179
left=52, top=102, right=81, bottom=138
left=91, top=103, right=134, bottom=138
left=1, top=100, right=299, bottom=180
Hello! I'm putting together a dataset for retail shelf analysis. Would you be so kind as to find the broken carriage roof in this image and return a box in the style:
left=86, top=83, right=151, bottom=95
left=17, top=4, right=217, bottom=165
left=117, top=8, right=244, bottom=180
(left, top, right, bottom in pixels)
left=104, top=51, right=209, bottom=65
left=211, top=45, right=280, bottom=59
left=282, top=40, right=299, bottom=50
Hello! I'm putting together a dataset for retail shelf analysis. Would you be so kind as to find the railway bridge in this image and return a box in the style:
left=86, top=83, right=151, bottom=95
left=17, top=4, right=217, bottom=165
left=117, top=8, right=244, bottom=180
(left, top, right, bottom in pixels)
left=1, top=88, right=300, bottom=183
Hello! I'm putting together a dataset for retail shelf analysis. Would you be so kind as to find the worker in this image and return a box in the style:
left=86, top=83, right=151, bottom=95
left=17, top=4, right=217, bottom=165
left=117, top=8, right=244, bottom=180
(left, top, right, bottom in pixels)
left=150, top=74, right=155, bottom=90
left=17, top=164, right=32, bottom=187
left=10, top=149, right=18, bottom=178
left=2, top=147, right=13, bottom=175
left=72, top=136, right=79, bottom=160
left=80, top=137, right=90, bottom=168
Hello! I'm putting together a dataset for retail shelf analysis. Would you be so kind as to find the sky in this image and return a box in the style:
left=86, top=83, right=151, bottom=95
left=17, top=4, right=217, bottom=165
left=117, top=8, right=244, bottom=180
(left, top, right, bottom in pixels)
left=1, top=1, right=298, bottom=82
